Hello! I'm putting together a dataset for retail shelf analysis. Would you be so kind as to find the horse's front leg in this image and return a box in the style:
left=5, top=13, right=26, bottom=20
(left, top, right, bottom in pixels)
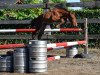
left=56, top=18, right=65, bottom=28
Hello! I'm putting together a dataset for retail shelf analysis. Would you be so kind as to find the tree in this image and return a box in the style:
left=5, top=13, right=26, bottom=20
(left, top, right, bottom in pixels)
left=1, top=0, right=43, bottom=20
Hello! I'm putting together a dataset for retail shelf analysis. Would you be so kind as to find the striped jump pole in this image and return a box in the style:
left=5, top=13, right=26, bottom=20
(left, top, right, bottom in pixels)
left=0, top=44, right=25, bottom=49
left=47, top=40, right=86, bottom=58
left=0, top=44, right=68, bottom=49
left=0, top=28, right=82, bottom=33
left=47, top=40, right=87, bottom=48
left=47, top=46, right=67, bottom=51
left=0, top=40, right=86, bottom=49
left=47, top=56, right=60, bottom=62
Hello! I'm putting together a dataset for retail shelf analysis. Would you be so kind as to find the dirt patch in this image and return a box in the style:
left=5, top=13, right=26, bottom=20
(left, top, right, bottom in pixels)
left=0, top=49, right=100, bottom=75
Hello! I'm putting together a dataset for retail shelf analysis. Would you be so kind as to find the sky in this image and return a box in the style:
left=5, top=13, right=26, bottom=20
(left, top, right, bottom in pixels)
left=67, top=0, right=80, bottom=2
left=67, top=0, right=81, bottom=10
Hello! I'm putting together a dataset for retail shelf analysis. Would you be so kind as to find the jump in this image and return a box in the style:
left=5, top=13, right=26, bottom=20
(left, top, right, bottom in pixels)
left=31, top=7, right=78, bottom=40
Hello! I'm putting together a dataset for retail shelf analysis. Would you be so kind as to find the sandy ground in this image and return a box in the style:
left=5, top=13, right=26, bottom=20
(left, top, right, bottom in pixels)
left=0, top=48, right=100, bottom=75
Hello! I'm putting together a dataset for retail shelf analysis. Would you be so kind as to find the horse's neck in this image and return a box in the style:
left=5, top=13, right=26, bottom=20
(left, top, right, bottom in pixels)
left=34, top=15, right=43, bottom=22
left=54, top=7, right=69, bottom=14
left=32, top=15, right=43, bottom=27
left=43, top=11, right=52, bottom=19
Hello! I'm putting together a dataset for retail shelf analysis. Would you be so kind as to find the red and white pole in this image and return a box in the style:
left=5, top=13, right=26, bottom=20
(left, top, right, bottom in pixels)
left=47, top=40, right=86, bottom=48
left=0, top=40, right=86, bottom=49
left=0, top=28, right=82, bottom=33
left=0, top=44, right=25, bottom=49
left=47, top=56, right=60, bottom=62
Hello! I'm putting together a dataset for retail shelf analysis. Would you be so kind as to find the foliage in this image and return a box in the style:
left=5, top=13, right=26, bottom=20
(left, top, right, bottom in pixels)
left=74, top=9, right=100, bottom=34
left=80, top=0, right=95, bottom=2
left=24, top=0, right=42, bottom=4
left=74, top=9, right=100, bottom=19
left=0, top=0, right=43, bottom=20
left=0, top=9, right=43, bottom=20
left=50, top=0, right=66, bottom=3
left=81, top=0, right=99, bottom=2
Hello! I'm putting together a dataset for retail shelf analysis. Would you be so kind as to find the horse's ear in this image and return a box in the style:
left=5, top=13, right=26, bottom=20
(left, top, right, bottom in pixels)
left=73, top=12, right=76, bottom=15
left=69, top=12, right=76, bottom=15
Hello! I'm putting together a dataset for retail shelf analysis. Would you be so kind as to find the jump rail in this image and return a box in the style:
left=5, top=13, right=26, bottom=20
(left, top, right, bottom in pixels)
left=47, top=56, right=60, bottom=62
left=0, top=44, right=25, bottom=49
left=47, top=40, right=86, bottom=48
left=0, top=40, right=86, bottom=49
left=0, top=28, right=82, bottom=32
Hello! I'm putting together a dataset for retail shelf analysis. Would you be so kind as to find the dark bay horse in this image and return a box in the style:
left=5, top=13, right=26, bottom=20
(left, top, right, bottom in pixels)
left=31, top=7, right=78, bottom=40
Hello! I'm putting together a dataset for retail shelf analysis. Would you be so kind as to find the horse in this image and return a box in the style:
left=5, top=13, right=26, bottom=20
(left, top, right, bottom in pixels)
left=16, top=0, right=23, bottom=4
left=31, top=7, right=78, bottom=40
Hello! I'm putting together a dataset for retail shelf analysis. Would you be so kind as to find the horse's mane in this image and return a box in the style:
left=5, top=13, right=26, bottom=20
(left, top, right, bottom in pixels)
left=32, top=15, right=43, bottom=23
left=55, top=7, right=68, bottom=11
left=31, top=14, right=43, bottom=28
left=54, top=3, right=69, bottom=11
left=50, top=6, right=70, bottom=15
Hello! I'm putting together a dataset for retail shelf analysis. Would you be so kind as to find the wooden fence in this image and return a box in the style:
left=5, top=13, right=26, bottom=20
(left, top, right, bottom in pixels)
left=0, top=1, right=100, bottom=40
left=0, top=34, right=100, bottom=40
left=0, top=1, right=100, bottom=9
left=0, top=18, right=100, bottom=25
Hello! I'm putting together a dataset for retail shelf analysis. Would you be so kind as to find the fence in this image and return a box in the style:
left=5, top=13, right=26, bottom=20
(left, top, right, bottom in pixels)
left=0, top=1, right=100, bottom=9
left=0, top=18, right=100, bottom=40
left=0, top=1, right=100, bottom=48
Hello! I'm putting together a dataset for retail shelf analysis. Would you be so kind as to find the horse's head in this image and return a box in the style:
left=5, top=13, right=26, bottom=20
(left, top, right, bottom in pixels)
left=68, top=12, right=78, bottom=27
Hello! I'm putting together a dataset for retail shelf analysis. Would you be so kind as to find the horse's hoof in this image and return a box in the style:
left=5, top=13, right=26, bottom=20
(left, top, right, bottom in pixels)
left=56, top=25, right=60, bottom=28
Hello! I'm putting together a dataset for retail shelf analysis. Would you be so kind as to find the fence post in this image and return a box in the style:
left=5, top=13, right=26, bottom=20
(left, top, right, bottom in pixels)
left=43, top=0, right=51, bottom=43
left=84, top=18, right=88, bottom=54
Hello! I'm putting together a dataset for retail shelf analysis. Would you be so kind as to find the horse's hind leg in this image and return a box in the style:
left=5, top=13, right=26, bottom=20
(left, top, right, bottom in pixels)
left=32, top=27, right=44, bottom=40
left=32, top=28, right=41, bottom=40
left=37, top=24, right=47, bottom=40
left=32, top=31, right=37, bottom=40
left=31, top=25, right=40, bottom=40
